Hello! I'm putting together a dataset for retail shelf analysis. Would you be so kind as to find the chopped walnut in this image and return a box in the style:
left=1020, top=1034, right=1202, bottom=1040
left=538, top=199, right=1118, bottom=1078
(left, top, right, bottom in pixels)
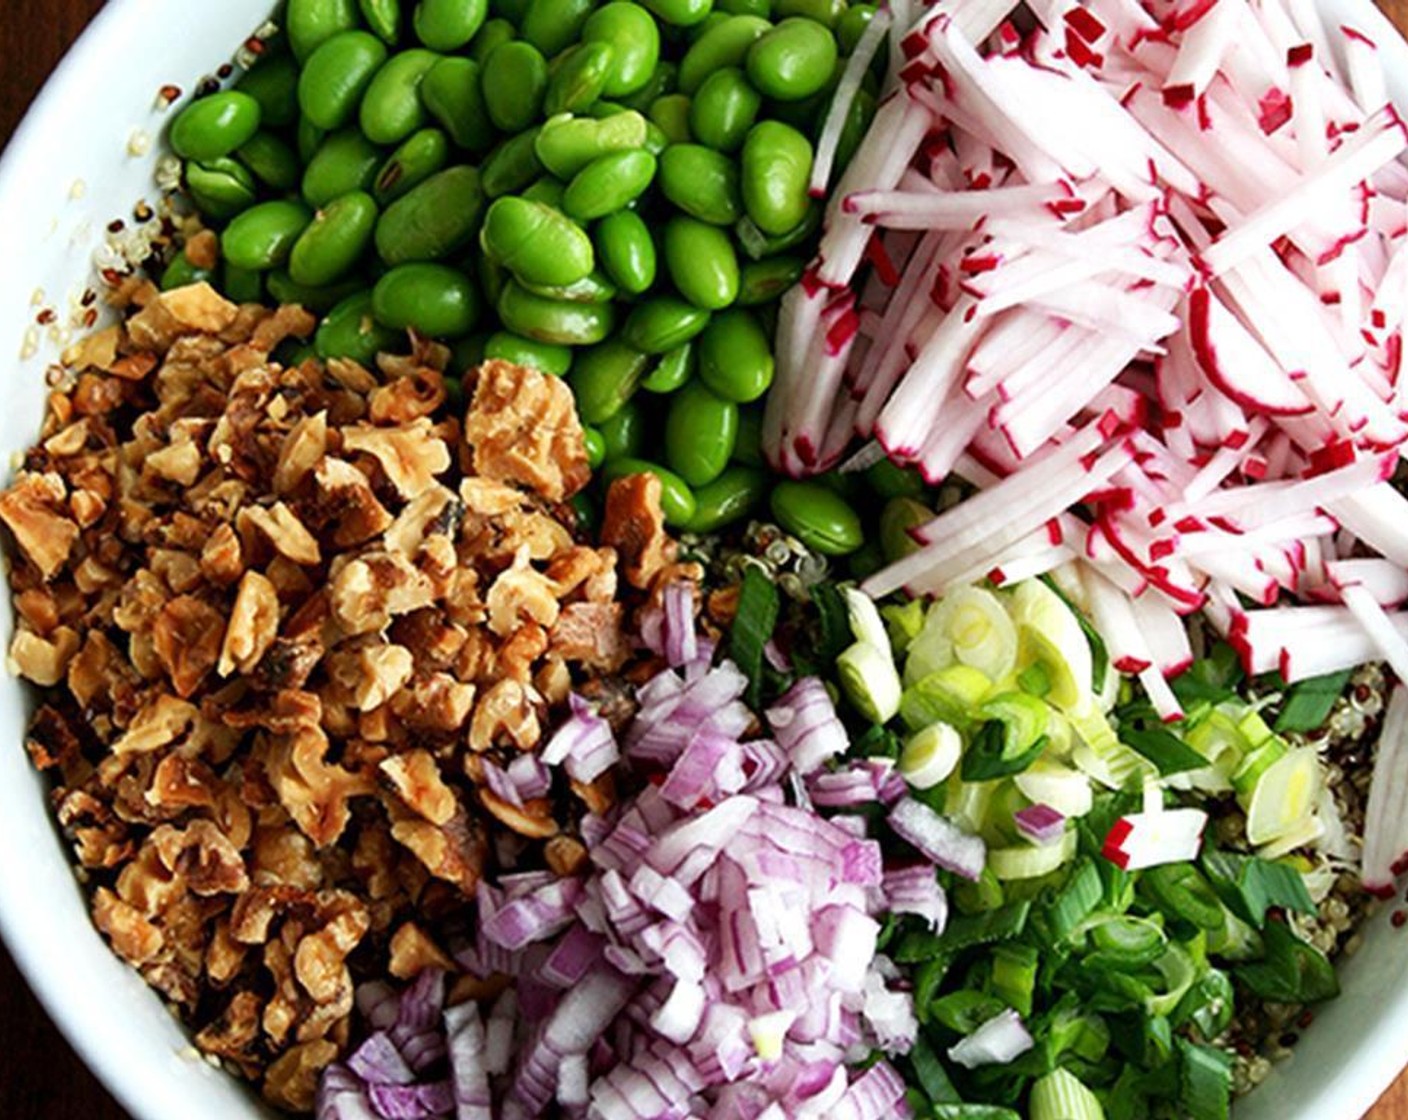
left=263, top=1039, right=339, bottom=1113
left=343, top=419, right=450, bottom=499
left=93, top=887, right=163, bottom=965
left=219, top=571, right=280, bottom=677
left=200, top=523, right=244, bottom=587
left=464, top=360, right=590, bottom=502
left=381, top=749, right=457, bottom=826
left=151, top=595, right=226, bottom=697
left=273, top=412, right=328, bottom=495
left=388, top=921, right=457, bottom=979
left=0, top=473, right=80, bottom=579
left=486, top=556, right=561, bottom=638
left=602, top=473, right=675, bottom=590
left=9, top=625, right=80, bottom=687
left=239, top=502, right=322, bottom=567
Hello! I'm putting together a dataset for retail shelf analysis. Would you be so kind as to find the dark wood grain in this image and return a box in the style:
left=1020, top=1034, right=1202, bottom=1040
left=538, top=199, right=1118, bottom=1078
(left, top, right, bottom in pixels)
left=5, top=0, right=1408, bottom=1117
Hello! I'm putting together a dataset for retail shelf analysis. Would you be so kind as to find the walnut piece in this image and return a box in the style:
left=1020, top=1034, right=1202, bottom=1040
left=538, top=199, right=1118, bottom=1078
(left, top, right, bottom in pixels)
left=219, top=571, right=280, bottom=676
left=463, top=360, right=590, bottom=502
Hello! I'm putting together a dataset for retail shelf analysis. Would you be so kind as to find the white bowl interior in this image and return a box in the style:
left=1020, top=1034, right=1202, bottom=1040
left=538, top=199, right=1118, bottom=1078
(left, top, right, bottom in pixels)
left=2, top=2, right=1408, bottom=1118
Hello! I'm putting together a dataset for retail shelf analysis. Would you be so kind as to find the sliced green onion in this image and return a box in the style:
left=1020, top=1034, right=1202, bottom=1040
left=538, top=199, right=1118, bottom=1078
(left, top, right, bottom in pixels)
left=1030, top=1068, right=1106, bottom=1120
left=1233, top=919, right=1339, bottom=1004
left=1010, top=578, right=1094, bottom=712
left=1138, top=864, right=1226, bottom=931
left=929, top=988, right=1009, bottom=1034
left=1177, top=1038, right=1232, bottom=1120
left=1146, top=942, right=1198, bottom=1017
left=961, top=719, right=1048, bottom=781
left=1244, top=747, right=1322, bottom=846
left=1171, top=967, right=1234, bottom=1043
left=1015, top=760, right=1094, bottom=818
left=988, top=829, right=1076, bottom=880
left=906, top=1034, right=961, bottom=1104
left=1120, top=724, right=1209, bottom=776
left=837, top=640, right=902, bottom=724
left=843, top=586, right=892, bottom=652
left=1230, top=734, right=1288, bottom=800
left=901, top=664, right=993, bottom=731
left=884, top=598, right=926, bottom=654
left=1087, top=915, right=1168, bottom=970
left=900, top=721, right=963, bottom=789
left=910, top=586, right=1019, bottom=685
left=990, top=942, right=1039, bottom=1016
left=1044, top=858, right=1103, bottom=942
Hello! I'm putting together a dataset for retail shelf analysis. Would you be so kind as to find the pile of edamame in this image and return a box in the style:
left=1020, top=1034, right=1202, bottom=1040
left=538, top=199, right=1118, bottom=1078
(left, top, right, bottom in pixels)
left=163, top=0, right=882, bottom=536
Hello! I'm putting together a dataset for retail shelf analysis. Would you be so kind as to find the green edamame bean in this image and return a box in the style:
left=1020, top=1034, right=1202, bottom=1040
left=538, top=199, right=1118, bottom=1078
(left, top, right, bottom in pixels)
left=373, top=262, right=481, bottom=337
left=879, top=497, right=931, bottom=562
left=317, top=290, right=403, bottom=363
left=480, top=196, right=594, bottom=287
left=360, top=49, right=441, bottom=144
left=617, top=61, right=678, bottom=111
left=733, top=404, right=764, bottom=465
left=477, top=254, right=508, bottom=308
left=236, top=52, right=300, bottom=129
left=848, top=540, right=885, bottom=580
left=300, top=31, right=390, bottom=130
left=522, top=270, right=617, bottom=303
left=545, top=43, right=616, bottom=116
left=469, top=17, right=516, bottom=61
left=170, top=91, right=263, bottom=161
left=736, top=197, right=819, bottom=259
left=161, top=251, right=213, bottom=291
left=298, top=115, right=328, bottom=164
left=304, top=130, right=384, bottom=208
left=185, top=158, right=258, bottom=220
left=223, top=263, right=265, bottom=304
left=664, top=216, right=739, bottom=309
left=836, top=2, right=874, bottom=52
left=567, top=339, right=651, bottom=423
left=584, top=428, right=607, bottom=469
left=594, top=210, right=657, bottom=295
left=563, top=150, right=657, bottom=222
left=746, top=18, right=838, bottom=100
left=482, top=42, right=548, bottom=132
left=521, top=0, right=595, bottom=56
left=641, top=0, right=715, bottom=28
left=684, top=465, right=768, bottom=531
left=717, top=0, right=771, bottom=18
left=222, top=199, right=314, bottom=271
left=741, top=120, right=812, bottom=235
left=498, top=281, right=616, bottom=344
left=491, top=0, right=532, bottom=20
left=737, top=254, right=804, bottom=305
left=361, top=0, right=404, bottom=42
left=698, top=307, right=773, bottom=401
left=665, top=381, right=738, bottom=486
left=649, top=94, right=693, bottom=145
left=288, top=0, right=360, bottom=60
left=237, top=131, right=302, bottom=192
left=376, top=165, right=486, bottom=263
left=640, top=341, right=693, bottom=392
left=689, top=11, right=734, bottom=41
left=290, top=190, right=379, bottom=287
left=603, top=459, right=698, bottom=525
left=775, top=0, right=845, bottom=27
left=582, top=3, right=662, bottom=97
left=659, top=144, right=741, bottom=225
left=373, top=128, right=450, bottom=203
left=678, top=14, right=771, bottom=92
left=536, top=111, right=648, bottom=178
left=642, top=120, right=669, bottom=156
left=597, top=401, right=645, bottom=459
left=622, top=297, right=711, bottom=353
left=267, top=269, right=366, bottom=313
left=866, top=457, right=926, bottom=500
left=771, top=480, right=862, bottom=555
left=484, top=331, right=574, bottom=374
left=521, top=176, right=567, bottom=209
left=422, top=58, right=494, bottom=152
left=689, top=67, right=759, bottom=152
left=482, top=129, right=545, bottom=198
left=415, top=0, right=489, bottom=50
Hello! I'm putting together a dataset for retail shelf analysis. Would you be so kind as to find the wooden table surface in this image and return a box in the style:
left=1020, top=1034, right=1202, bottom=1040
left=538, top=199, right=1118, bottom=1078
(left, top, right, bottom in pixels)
left=3, top=0, right=1408, bottom=1117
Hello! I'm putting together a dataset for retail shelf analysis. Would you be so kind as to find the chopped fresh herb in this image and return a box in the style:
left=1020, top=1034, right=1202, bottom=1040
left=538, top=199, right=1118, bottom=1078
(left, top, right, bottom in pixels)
left=929, top=1106, right=1023, bottom=1120
left=810, top=581, right=853, bottom=667
left=1172, top=968, right=1235, bottom=1042
left=938, top=900, right=1033, bottom=952
left=961, top=720, right=1049, bottom=781
left=930, top=989, right=1009, bottom=1034
left=1274, top=669, right=1353, bottom=732
left=1171, top=643, right=1245, bottom=708
left=728, top=565, right=780, bottom=708
left=1120, top=724, right=1210, bottom=776
left=1234, top=919, right=1340, bottom=1004
left=1200, top=850, right=1316, bottom=927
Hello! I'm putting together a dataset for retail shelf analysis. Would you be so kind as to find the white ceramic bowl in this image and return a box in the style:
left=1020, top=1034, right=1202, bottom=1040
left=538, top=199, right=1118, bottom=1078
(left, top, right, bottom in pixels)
left=4, top=2, right=1408, bottom=1118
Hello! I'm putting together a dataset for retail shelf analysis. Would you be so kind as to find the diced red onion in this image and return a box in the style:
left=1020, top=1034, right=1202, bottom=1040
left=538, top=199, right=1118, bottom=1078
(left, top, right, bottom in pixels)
left=947, top=1009, right=1035, bottom=1070
left=882, top=864, right=949, bottom=932
left=888, top=797, right=988, bottom=880
left=541, top=695, right=620, bottom=785
left=1014, top=803, right=1067, bottom=845
left=767, top=678, right=850, bottom=776
left=479, top=878, right=585, bottom=951
left=348, top=1032, right=416, bottom=1087
left=444, top=1001, right=492, bottom=1120
left=367, top=1080, right=455, bottom=1120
